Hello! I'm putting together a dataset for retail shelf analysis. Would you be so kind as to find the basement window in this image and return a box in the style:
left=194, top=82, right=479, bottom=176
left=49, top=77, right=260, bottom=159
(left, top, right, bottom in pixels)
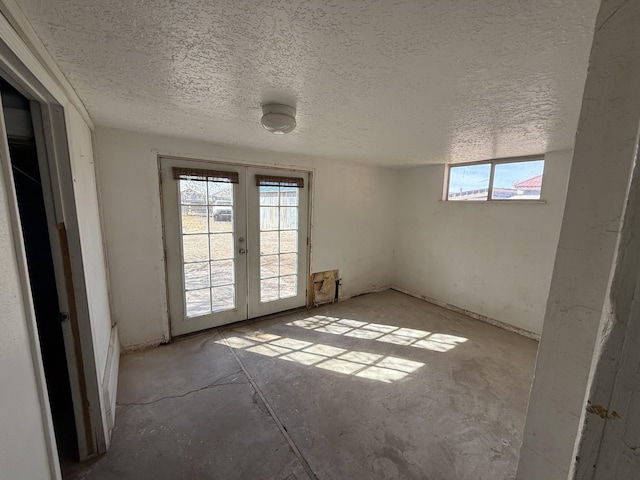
left=446, top=157, right=545, bottom=201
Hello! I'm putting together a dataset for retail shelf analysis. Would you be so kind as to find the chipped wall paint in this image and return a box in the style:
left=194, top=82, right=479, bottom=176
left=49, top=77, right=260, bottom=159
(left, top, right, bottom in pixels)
left=392, top=286, right=541, bottom=341
left=585, top=402, right=620, bottom=421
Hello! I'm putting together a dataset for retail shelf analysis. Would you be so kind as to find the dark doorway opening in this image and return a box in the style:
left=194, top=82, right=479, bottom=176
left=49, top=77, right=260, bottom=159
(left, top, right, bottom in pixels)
left=1, top=78, right=78, bottom=468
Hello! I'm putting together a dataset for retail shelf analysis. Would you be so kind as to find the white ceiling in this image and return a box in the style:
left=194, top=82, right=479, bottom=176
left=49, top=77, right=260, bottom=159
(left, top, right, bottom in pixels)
left=17, top=0, right=599, bottom=167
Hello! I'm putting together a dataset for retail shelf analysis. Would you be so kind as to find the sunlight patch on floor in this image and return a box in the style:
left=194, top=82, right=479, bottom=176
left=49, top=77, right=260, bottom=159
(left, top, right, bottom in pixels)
left=287, top=315, right=468, bottom=352
left=219, top=332, right=424, bottom=383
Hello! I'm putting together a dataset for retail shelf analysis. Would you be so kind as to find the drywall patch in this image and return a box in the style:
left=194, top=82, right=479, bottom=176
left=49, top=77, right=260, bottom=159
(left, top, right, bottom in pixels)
left=311, top=270, right=338, bottom=306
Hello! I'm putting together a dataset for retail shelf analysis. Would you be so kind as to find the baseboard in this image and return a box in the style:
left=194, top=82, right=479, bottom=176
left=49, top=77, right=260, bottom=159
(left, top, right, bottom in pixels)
left=101, top=324, right=120, bottom=447
left=119, top=284, right=537, bottom=358
left=121, top=337, right=167, bottom=354
left=391, top=286, right=540, bottom=340
left=337, top=284, right=393, bottom=303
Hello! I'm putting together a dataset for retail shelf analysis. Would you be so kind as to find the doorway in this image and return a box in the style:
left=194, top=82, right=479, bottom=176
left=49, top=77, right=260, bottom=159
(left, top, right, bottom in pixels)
left=161, top=157, right=310, bottom=337
left=0, top=80, right=78, bottom=466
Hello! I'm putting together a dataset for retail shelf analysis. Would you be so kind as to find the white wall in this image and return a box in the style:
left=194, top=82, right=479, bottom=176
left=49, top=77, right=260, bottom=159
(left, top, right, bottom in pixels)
left=66, top=106, right=113, bottom=390
left=94, top=127, right=396, bottom=349
left=394, top=150, right=571, bottom=336
left=65, top=105, right=116, bottom=450
left=311, top=162, right=397, bottom=293
left=517, top=0, right=640, bottom=478
left=95, top=125, right=571, bottom=348
left=0, top=125, right=57, bottom=479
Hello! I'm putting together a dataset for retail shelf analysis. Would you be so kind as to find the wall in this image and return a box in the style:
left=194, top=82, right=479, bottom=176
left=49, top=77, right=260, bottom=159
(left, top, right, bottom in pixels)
left=66, top=106, right=113, bottom=391
left=0, top=1, right=117, bottom=468
left=575, top=117, right=640, bottom=479
left=65, top=105, right=116, bottom=450
left=394, top=149, right=571, bottom=336
left=94, top=127, right=396, bottom=349
left=96, top=126, right=571, bottom=348
left=0, top=118, right=57, bottom=479
left=516, top=0, right=640, bottom=477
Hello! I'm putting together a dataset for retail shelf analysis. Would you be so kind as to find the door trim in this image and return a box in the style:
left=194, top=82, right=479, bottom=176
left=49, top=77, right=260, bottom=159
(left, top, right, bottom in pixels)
left=0, top=31, right=105, bottom=474
left=158, top=155, right=313, bottom=340
left=161, top=158, right=249, bottom=336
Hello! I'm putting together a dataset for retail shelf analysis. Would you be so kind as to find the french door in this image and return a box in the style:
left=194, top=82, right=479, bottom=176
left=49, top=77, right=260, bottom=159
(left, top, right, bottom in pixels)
left=161, top=157, right=309, bottom=336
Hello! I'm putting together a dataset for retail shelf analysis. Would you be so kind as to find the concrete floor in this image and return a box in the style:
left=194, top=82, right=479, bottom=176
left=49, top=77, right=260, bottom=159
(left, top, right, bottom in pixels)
left=66, top=290, right=538, bottom=480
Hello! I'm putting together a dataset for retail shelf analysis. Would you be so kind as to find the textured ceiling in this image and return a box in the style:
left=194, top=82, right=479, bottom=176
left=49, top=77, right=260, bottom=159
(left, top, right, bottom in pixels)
left=17, top=0, right=599, bottom=166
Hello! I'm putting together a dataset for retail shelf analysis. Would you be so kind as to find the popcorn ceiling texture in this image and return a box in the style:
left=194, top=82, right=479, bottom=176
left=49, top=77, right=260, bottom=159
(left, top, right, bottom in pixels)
left=19, top=0, right=598, bottom=166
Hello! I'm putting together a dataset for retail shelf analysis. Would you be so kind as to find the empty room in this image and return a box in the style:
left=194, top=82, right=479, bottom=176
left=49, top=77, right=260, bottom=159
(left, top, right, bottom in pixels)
left=2, top=1, right=640, bottom=479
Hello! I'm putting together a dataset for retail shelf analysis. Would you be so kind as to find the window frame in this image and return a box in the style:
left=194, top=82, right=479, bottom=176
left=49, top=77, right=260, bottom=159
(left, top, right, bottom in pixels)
left=444, top=154, right=545, bottom=202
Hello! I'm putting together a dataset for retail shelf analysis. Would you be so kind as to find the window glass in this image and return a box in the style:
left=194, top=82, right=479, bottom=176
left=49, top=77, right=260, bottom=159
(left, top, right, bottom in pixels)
left=259, top=186, right=299, bottom=302
left=491, top=160, right=544, bottom=200
left=448, top=164, right=491, bottom=201
left=447, top=158, right=544, bottom=201
left=180, top=178, right=236, bottom=316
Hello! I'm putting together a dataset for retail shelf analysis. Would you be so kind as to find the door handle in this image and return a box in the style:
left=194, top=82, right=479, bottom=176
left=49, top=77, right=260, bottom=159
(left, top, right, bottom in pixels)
left=238, top=248, right=247, bottom=255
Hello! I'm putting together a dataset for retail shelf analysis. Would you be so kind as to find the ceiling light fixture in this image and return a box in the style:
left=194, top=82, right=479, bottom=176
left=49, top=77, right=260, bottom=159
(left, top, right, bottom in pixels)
left=261, top=104, right=296, bottom=134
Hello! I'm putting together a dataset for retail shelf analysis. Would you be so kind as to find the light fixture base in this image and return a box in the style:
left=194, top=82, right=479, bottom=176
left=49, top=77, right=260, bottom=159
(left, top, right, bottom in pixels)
left=261, top=104, right=297, bottom=134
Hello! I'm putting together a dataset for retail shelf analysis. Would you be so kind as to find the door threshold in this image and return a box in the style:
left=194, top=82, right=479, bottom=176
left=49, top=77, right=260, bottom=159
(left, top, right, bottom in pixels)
left=171, top=305, right=310, bottom=343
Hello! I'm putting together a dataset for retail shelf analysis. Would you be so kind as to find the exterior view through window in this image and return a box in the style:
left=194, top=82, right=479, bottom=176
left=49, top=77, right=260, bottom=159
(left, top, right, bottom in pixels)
left=447, top=158, right=544, bottom=201
left=259, top=186, right=299, bottom=302
left=162, top=158, right=309, bottom=336
left=179, top=178, right=235, bottom=317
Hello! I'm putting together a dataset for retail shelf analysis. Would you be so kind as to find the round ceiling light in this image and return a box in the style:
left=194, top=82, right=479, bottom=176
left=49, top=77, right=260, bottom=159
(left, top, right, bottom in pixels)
left=261, top=104, right=296, bottom=134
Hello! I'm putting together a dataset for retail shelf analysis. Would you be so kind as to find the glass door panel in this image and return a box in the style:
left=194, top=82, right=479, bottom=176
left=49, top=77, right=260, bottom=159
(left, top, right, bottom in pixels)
left=178, top=177, right=237, bottom=317
left=161, top=158, right=247, bottom=336
left=258, top=185, right=299, bottom=302
left=162, top=160, right=308, bottom=336
left=248, top=168, right=308, bottom=318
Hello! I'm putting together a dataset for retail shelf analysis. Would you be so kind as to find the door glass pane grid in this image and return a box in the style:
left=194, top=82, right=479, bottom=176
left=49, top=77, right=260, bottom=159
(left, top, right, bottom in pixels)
left=180, top=178, right=236, bottom=317
left=259, top=185, right=300, bottom=302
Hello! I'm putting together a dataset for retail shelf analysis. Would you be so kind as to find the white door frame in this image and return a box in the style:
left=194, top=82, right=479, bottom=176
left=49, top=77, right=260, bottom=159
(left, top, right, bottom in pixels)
left=159, top=155, right=313, bottom=339
left=161, top=157, right=250, bottom=336
left=247, top=165, right=310, bottom=318
left=0, top=33, right=105, bottom=471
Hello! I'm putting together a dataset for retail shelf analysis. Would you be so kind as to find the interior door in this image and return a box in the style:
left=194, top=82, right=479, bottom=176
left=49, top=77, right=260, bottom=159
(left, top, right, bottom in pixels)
left=161, top=158, right=309, bottom=336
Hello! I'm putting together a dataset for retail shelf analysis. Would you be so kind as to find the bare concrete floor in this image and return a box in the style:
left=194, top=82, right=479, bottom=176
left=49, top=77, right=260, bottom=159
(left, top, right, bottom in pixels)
left=66, top=290, right=538, bottom=480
